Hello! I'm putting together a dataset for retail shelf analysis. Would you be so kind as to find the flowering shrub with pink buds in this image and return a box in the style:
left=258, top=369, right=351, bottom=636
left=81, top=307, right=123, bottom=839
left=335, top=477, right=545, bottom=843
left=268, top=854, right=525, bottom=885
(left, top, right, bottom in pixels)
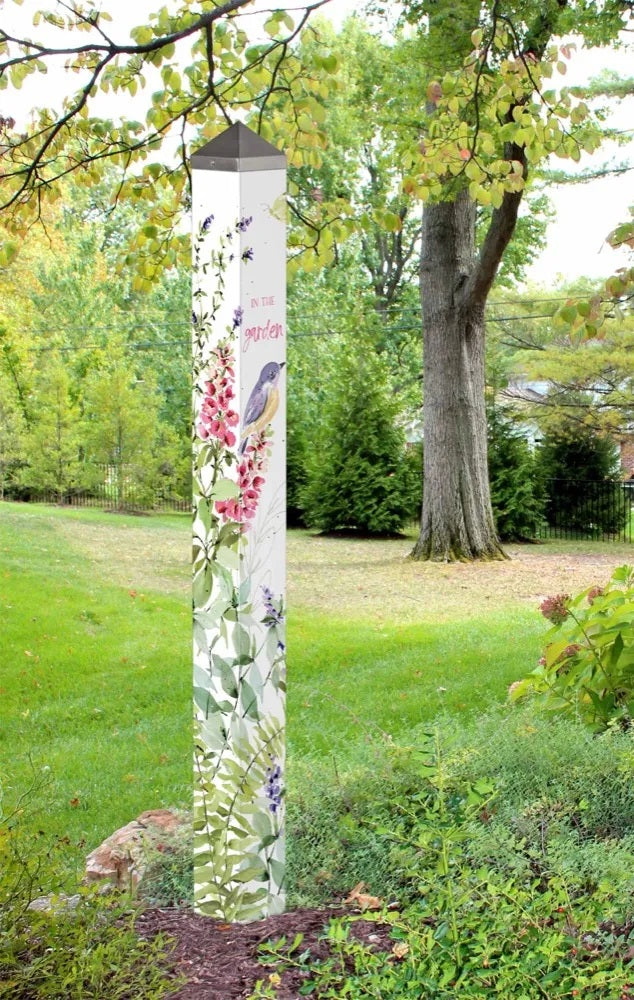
left=538, top=593, right=570, bottom=625
left=510, top=565, right=634, bottom=731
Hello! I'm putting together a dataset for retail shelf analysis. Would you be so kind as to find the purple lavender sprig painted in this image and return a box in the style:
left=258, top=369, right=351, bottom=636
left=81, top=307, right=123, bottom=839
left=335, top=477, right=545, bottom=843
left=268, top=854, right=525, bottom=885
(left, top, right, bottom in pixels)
left=237, top=216, right=253, bottom=232
left=242, top=247, right=254, bottom=262
left=264, top=756, right=283, bottom=814
left=262, top=586, right=284, bottom=628
left=201, top=214, right=214, bottom=232
left=232, top=306, right=244, bottom=330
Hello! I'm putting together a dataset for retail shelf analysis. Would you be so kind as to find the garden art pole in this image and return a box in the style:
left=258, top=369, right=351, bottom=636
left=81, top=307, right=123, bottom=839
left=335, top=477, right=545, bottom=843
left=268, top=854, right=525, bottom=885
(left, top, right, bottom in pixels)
left=191, top=124, right=287, bottom=921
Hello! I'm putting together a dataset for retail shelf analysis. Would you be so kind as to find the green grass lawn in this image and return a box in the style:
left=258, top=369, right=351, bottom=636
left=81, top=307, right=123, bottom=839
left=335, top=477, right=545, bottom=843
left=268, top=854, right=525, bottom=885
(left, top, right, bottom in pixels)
left=0, top=505, right=191, bottom=860
left=1, top=501, right=628, bottom=873
left=288, top=607, right=543, bottom=756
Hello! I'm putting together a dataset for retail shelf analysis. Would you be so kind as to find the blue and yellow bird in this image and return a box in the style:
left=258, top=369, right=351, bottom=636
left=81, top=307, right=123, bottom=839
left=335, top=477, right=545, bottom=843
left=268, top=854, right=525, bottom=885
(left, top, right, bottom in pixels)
left=240, top=361, right=285, bottom=453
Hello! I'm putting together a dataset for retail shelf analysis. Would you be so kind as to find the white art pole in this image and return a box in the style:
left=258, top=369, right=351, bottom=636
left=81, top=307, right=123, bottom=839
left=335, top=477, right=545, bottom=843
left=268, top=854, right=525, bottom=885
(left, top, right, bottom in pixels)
left=191, top=124, right=287, bottom=921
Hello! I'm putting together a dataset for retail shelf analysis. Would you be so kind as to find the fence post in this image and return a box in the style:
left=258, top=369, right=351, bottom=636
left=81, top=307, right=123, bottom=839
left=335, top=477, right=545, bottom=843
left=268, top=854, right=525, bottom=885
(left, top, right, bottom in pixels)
left=191, top=124, right=287, bottom=921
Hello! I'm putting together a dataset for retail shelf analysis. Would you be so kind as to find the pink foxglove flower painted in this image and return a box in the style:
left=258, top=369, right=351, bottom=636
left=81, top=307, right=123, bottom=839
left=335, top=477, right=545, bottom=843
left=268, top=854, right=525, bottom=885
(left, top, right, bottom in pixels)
left=215, top=429, right=270, bottom=528
left=197, top=342, right=239, bottom=447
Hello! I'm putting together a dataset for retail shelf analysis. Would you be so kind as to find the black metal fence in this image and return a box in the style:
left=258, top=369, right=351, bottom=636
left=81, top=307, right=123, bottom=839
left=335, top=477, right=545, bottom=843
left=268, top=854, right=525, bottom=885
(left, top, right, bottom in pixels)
left=541, top=479, right=634, bottom=543
left=5, top=477, right=634, bottom=539
left=2, top=463, right=191, bottom=513
left=4, top=487, right=190, bottom=513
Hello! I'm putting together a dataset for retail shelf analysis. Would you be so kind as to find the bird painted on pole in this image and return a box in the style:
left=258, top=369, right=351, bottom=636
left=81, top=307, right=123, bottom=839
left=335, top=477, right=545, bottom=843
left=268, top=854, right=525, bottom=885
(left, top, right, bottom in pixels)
left=240, top=361, right=285, bottom=454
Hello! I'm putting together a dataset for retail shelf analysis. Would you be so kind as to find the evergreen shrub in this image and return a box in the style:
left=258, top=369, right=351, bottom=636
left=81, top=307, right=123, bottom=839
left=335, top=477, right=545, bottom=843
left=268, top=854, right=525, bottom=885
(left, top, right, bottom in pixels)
left=301, top=351, right=419, bottom=535
left=535, top=426, right=627, bottom=536
left=487, top=408, right=545, bottom=540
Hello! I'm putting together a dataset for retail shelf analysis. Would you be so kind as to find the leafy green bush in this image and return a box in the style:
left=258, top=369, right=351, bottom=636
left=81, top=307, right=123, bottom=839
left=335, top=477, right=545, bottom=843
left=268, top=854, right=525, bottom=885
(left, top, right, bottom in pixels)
left=441, top=718, right=634, bottom=909
left=487, top=407, right=545, bottom=541
left=535, top=427, right=628, bottom=537
left=301, top=350, right=420, bottom=535
left=511, top=565, right=634, bottom=730
left=287, top=708, right=634, bottom=915
left=537, top=424, right=622, bottom=483
left=443, top=709, right=634, bottom=883
left=2, top=890, right=178, bottom=1000
left=252, top=731, right=634, bottom=999
left=253, top=872, right=633, bottom=999
left=0, top=769, right=178, bottom=999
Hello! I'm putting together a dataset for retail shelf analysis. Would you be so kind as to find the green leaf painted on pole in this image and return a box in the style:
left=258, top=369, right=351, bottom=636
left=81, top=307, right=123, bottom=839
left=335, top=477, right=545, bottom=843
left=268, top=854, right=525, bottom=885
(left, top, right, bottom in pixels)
left=196, top=497, right=212, bottom=533
left=268, top=858, right=285, bottom=889
left=233, top=863, right=268, bottom=883
left=237, top=578, right=252, bottom=606
left=194, top=686, right=234, bottom=717
left=219, top=663, right=239, bottom=699
left=251, top=810, right=274, bottom=838
left=216, top=545, right=240, bottom=571
left=240, top=679, right=260, bottom=721
left=235, top=623, right=251, bottom=658
left=193, top=564, right=213, bottom=606
left=193, top=621, right=207, bottom=653
left=212, top=478, right=240, bottom=500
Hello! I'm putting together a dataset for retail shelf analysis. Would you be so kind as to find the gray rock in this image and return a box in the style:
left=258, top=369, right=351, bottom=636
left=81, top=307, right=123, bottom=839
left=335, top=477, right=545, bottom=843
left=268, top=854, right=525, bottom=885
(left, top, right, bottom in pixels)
left=28, top=893, right=81, bottom=914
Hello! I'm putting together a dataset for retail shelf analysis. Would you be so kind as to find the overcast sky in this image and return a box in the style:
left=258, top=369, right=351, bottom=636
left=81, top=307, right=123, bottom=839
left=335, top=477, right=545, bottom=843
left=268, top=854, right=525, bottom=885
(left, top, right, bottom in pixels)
left=3, top=0, right=632, bottom=286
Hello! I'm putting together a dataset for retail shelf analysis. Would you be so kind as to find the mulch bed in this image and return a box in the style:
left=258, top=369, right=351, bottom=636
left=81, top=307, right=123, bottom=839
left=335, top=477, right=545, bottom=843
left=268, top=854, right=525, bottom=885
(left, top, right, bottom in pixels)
left=137, top=905, right=395, bottom=999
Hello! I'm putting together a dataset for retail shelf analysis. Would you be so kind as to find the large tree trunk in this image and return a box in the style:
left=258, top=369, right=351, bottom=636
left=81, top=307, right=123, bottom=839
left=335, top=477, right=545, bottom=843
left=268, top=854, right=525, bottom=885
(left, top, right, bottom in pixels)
left=408, top=1, right=568, bottom=562
left=411, top=191, right=506, bottom=561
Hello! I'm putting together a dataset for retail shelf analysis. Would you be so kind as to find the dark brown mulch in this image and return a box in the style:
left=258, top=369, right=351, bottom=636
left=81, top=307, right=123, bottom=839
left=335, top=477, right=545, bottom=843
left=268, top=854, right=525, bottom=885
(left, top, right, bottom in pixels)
left=137, top=905, right=395, bottom=1000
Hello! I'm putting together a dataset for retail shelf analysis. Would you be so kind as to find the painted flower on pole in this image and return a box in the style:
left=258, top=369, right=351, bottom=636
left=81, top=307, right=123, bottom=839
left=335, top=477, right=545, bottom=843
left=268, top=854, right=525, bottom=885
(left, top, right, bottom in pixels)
left=197, top=347, right=239, bottom=448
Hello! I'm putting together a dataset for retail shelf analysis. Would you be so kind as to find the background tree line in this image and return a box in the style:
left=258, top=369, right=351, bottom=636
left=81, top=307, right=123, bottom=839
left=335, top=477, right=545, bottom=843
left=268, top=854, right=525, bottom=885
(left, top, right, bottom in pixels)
left=0, top=181, right=191, bottom=506
left=1, top=158, right=630, bottom=536
left=0, top=6, right=632, bottom=540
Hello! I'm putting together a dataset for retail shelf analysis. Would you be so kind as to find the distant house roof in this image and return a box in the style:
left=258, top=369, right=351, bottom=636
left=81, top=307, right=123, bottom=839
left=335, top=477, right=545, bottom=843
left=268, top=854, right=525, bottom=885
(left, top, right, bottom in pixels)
left=499, top=378, right=549, bottom=404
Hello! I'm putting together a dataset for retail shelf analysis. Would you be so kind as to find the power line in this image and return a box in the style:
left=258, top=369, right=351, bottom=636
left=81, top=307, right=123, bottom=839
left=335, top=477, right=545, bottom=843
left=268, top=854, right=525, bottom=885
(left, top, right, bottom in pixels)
left=378, top=292, right=633, bottom=315
left=25, top=293, right=625, bottom=338
left=32, top=338, right=189, bottom=353
left=20, top=299, right=634, bottom=354
left=487, top=312, right=566, bottom=323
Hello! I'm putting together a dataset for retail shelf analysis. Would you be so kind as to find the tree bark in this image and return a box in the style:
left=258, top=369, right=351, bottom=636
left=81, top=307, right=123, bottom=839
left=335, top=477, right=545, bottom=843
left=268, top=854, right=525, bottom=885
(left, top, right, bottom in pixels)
left=407, top=0, right=572, bottom=561
left=411, top=190, right=506, bottom=561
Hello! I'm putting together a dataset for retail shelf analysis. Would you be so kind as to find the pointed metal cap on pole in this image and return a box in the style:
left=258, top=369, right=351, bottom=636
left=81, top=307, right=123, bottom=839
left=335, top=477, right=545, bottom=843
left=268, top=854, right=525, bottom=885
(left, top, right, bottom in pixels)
left=192, top=122, right=287, bottom=173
